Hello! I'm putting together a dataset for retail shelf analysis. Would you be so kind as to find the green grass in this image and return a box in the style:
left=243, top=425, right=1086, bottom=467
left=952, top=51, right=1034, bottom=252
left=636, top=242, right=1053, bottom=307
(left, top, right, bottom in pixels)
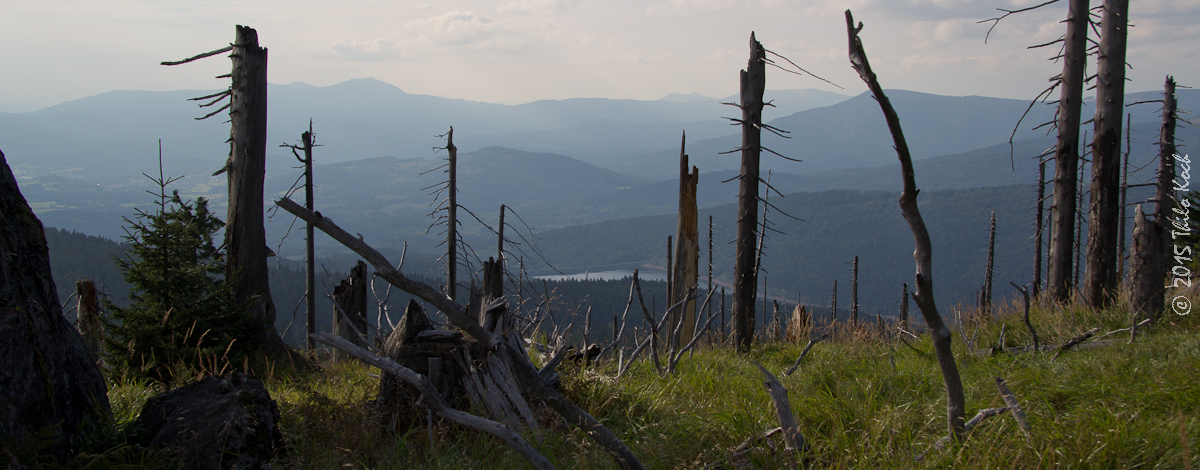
left=88, top=294, right=1199, bottom=469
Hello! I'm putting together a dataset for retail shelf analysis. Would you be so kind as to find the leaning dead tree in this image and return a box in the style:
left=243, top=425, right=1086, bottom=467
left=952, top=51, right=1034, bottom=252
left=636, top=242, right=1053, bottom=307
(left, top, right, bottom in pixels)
left=276, top=198, right=645, bottom=469
left=1083, top=0, right=1130, bottom=308
left=281, top=122, right=317, bottom=350
left=669, top=132, right=700, bottom=350
left=731, top=33, right=767, bottom=352
left=846, top=9, right=966, bottom=441
left=162, top=25, right=295, bottom=362
left=1046, top=0, right=1091, bottom=303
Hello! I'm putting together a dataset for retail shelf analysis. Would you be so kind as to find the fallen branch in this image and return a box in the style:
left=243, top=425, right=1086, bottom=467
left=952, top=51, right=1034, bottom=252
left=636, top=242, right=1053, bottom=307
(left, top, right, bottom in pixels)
left=784, top=333, right=830, bottom=376
left=311, top=332, right=553, bottom=470
left=995, top=377, right=1032, bottom=437
left=750, top=361, right=807, bottom=452
left=930, top=407, right=1010, bottom=451
left=1051, top=327, right=1100, bottom=361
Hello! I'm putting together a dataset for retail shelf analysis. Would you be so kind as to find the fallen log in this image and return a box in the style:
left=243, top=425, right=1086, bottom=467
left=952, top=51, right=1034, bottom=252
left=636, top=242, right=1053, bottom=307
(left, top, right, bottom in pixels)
left=1052, top=327, right=1100, bottom=361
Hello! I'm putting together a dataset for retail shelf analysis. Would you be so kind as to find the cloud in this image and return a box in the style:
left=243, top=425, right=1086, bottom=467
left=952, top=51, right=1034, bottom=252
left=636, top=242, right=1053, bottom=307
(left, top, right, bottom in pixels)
left=498, top=0, right=582, bottom=15
left=329, top=37, right=407, bottom=61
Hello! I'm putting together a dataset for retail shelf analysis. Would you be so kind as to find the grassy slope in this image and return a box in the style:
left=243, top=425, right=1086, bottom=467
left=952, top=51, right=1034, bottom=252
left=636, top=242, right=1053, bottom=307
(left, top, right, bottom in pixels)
left=92, top=293, right=1199, bottom=469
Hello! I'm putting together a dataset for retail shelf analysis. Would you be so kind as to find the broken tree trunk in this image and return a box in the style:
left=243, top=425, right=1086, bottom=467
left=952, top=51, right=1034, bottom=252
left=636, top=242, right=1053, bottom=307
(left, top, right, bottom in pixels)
left=75, top=278, right=104, bottom=365
left=847, top=10, right=966, bottom=441
left=316, top=332, right=553, bottom=470
left=446, top=127, right=459, bottom=301
left=751, top=361, right=807, bottom=452
left=275, top=197, right=645, bottom=470
left=1151, top=76, right=1179, bottom=326
left=732, top=33, right=766, bottom=353
left=1083, top=0, right=1130, bottom=308
left=332, top=261, right=369, bottom=362
left=1047, top=0, right=1091, bottom=303
left=226, top=25, right=291, bottom=362
left=1128, top=205, right=1166, bottom=322
left=670, top=132, right=700, bottom=350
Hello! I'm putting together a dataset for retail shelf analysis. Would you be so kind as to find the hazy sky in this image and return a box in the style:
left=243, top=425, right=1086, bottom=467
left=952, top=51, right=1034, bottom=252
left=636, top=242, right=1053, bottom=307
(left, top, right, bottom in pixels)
left=2, top=0, right=1197, bottom=112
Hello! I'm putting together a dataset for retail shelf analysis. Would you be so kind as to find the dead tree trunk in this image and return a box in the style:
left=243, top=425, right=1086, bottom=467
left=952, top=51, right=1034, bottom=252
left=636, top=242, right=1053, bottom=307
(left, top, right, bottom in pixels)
left=1034, top=158, right=1046, bottom=298
left=75, top=278, right=104, bottom=364
left=333, top=261, right=369, bottom=362
left=446, top=127, right=459, bottom=302
left=851, top=255, right=859, bottom=327
left=830, top=279, right=838, bottom=324
left=983, top=211, right=996, bottom=313
left=899, top=282, right=909, bottom=332
left=847, top=10, right=966, bottom=441
left=1129, top=205, right=1166, bottom=323
left=1, top=149, right=111, bottom=464
left=1117, top=114, right=1131, bottom=284
left=732, top=33, right=766, bottom=353
left=1083, top=0, right=1130, bottom=308
left=225, top=25, right=292, bottom=361
left=303, top=126, right=315, bottom=350
left=1146, top=76, right=1179, bottom=325
left=1047, top=0, right=1090, bottom=303
left=670, top=132, right=700, bottom=350
left=1075, top=157, right=1086, bottom=289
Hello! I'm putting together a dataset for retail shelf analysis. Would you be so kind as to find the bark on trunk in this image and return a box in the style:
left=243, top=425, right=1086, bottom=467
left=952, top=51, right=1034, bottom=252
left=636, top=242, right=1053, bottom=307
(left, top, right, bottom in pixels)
left=732, top=33, right=766, bottom=352
left=332, top=261, right=369, bottom=362
left=1153, top=76, right=1178, bottom=326
left=226, top=25, right=291, bottom=361
left=846, top=10, right=966, bottom=441
left=670, top=132, right=700, bottom=349
left=1083, top=0, right=1129, bottom=308
left=1047, top=0, right=1090, bottom=302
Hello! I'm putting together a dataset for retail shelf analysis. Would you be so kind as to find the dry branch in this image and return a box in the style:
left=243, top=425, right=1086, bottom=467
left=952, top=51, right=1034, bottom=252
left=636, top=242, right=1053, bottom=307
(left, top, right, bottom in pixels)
left=1052, top=327, right=1100, bottom=361
left=784, top=332, right=829, bottom=376
left=995, top=377, right=1032, bottom=437
left=846, top=9, right=966, bottom=442
left=311, top=332, right=554, bottom=470
left=750, top=361, right=807, bottom=452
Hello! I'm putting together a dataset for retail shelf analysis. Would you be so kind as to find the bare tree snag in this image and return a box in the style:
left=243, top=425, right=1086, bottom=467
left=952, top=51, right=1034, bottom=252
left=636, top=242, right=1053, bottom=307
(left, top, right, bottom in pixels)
left=332, top=261, right=369, bottom=362
left=275, top=198, right=645, bottom=470
left=1034, top=158, right=1047, bottom=298
left=750, top=361, right=807, bottom=452
left=225, top=25, right=291, bottom=361
left=1009, top=282, right=1040, bottom=352
left=830, top=279, right=838, bottom=323
left=1084, top=0, right=1130, bottom=308
left=1047, top=0, right=1090, bottom=302
left=282, top=123, right=317, bottom=350
left=312, top=333, right=554, bottom=470
left=899, top=282, right=909, bottom=331
left=75, top=278, right=104, bottom=364
left=446, top=127, right=459, bottom=301
left=982, top=211, right=996, bottom=313
left=733, top=33, right=766, bottom=353
left=1150, top=76, right=1179, bottom=326
left=851, top=255, right=859, bottom=327
left=670, top=132, right=700, bottom=350
left=1128, top=205, right=1166, bottom=322
left=1117, top=114, right=1132, bottom=283
left=846, top=10, right=966, bottom=441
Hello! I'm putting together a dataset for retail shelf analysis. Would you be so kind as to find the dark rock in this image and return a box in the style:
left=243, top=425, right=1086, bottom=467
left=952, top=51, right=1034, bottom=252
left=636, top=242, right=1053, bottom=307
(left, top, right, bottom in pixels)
left=0, top=148, right=111, bottom=464
left=135, top=373, right=283, bottom=470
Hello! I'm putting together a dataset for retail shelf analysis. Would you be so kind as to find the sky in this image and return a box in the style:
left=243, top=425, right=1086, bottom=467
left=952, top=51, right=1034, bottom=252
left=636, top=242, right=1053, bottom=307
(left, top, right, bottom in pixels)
left=2, top=0, right=1197, bottom=113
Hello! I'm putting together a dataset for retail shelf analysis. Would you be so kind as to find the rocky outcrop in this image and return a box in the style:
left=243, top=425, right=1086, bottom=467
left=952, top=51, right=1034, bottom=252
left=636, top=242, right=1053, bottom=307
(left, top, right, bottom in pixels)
left=134, top=373, right=283, bottom=470
left=0, top=148, right=111, bottom=464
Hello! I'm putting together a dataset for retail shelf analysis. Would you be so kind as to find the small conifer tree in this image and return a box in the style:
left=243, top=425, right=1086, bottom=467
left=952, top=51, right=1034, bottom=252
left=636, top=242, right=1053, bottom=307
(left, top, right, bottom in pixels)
left=104, top=157, right=258, bottom=383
